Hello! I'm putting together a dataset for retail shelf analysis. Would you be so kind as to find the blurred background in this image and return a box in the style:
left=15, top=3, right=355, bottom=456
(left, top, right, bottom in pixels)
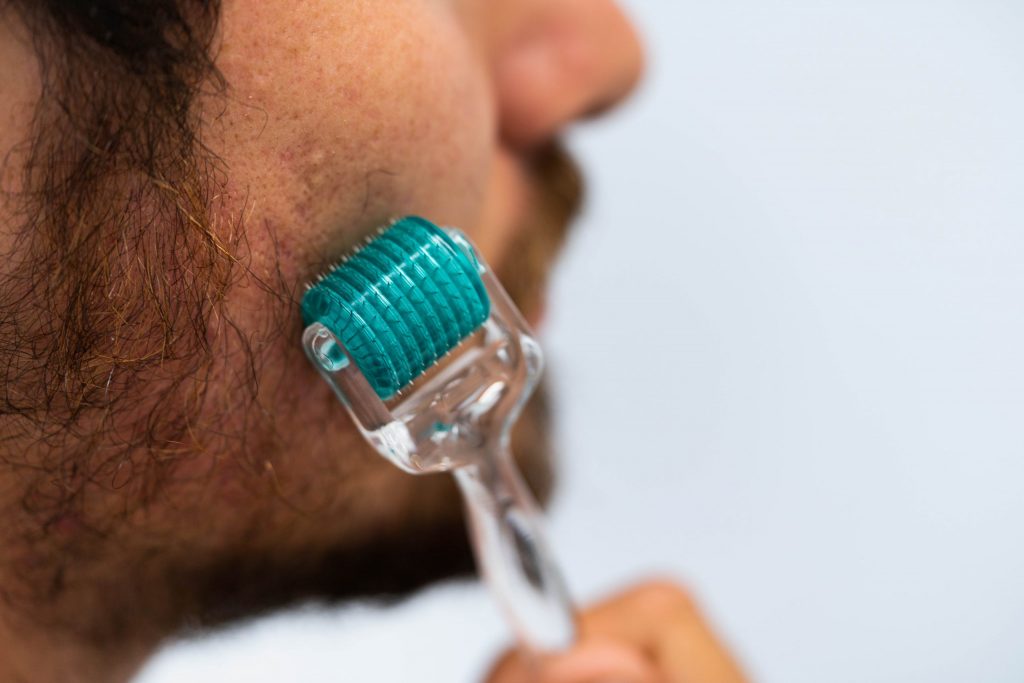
left=137, top=0, right=1024, bottom=681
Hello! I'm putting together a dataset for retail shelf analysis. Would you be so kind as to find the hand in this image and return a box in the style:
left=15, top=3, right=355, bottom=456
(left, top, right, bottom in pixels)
left=485, top=579, right=748, bottom=683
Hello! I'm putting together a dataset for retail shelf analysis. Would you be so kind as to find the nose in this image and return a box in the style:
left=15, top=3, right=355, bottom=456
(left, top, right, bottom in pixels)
left=489, top=0, right=646, bottom=149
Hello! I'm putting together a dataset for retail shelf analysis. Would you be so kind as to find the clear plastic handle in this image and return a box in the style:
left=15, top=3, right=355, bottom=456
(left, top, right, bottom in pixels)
left=301, top=227, right=577, bottom=652
left=455, top=447, right=577, bottom=651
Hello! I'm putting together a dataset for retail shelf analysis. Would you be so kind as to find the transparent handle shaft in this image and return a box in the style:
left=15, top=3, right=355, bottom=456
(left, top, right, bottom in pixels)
left=454, top=450, right=577, bottom=652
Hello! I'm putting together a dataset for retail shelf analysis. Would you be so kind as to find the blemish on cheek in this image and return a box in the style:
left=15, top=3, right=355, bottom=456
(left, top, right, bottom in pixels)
left=340, top=84, right=363, bottom=104
left=51, top=513, right=84, bottom=538
left=276, top=235, right=294, bottom=260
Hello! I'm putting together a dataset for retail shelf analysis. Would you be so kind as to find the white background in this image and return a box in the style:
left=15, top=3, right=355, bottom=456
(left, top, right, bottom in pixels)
left=138, top=1, right=1024, bottom=681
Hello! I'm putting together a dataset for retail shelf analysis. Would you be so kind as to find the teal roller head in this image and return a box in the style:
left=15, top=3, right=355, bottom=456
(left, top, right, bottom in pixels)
left=301, top=216, right=491, bottom=401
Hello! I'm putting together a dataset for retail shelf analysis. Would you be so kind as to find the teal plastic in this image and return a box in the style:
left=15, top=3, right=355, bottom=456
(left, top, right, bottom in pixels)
left=301, top=216, right=491, bottom=400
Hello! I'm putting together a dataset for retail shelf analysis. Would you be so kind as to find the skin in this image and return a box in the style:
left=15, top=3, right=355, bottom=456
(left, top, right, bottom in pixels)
left=489, top=581, right=748, bottom=683
left=0, top=0, right=747, bottom=681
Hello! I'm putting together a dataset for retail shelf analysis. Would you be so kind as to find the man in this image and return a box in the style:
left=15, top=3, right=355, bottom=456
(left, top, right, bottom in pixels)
left=0, top=1, right=746, bottom=681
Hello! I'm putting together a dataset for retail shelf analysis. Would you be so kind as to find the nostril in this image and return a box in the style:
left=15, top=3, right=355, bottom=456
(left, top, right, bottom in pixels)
left=580, top=97, right=618, bottom=122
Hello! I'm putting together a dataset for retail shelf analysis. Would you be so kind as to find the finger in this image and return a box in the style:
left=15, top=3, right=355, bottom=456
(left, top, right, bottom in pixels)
left=652, top=607, right=747, bottom=683
left=485, top=640, right=661, bottom=683
left=581, top=579, right=702, bottom=644
left=582, top=580, right=747, bottom=683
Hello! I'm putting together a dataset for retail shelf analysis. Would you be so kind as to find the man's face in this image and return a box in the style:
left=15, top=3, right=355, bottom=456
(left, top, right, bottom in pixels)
left=0, top=0, right=643, bottom=647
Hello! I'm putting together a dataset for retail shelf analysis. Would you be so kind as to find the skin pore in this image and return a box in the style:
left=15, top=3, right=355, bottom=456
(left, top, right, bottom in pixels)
left=0, top=1, right=642, bottom=681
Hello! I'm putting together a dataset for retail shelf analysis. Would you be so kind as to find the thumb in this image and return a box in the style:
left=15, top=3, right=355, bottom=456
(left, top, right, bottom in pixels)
left=486, top=640, right=661, bottom=683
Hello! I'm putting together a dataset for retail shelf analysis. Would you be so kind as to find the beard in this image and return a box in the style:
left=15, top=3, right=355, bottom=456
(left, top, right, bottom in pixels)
left=153, top=143, right=583, bottom=637
left=0, top=140, right=583, bottom=650
left=181, top=141, right=585, bottom=627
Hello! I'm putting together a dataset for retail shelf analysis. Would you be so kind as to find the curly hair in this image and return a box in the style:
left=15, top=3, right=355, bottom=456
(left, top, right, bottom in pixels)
left=2, top=0, right=224, bottom=421
left=0, top=0, right=248, bottom=623
left=0, top=2, right=572, bottom=649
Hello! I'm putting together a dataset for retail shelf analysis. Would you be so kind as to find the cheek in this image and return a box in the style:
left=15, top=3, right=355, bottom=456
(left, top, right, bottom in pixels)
left=210, top=0, right=497, bottom=285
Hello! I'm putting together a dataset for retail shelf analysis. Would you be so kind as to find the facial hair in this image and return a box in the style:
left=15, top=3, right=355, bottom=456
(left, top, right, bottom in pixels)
left=152, top=141, right=585, bottom=633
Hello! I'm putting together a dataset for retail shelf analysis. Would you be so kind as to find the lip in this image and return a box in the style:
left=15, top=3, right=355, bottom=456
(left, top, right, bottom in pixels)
left=474, top=145, right=533, bottom=264
left=526, top=296, right=547, bottom=329
left=478, top=148, right=553, bottom=328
